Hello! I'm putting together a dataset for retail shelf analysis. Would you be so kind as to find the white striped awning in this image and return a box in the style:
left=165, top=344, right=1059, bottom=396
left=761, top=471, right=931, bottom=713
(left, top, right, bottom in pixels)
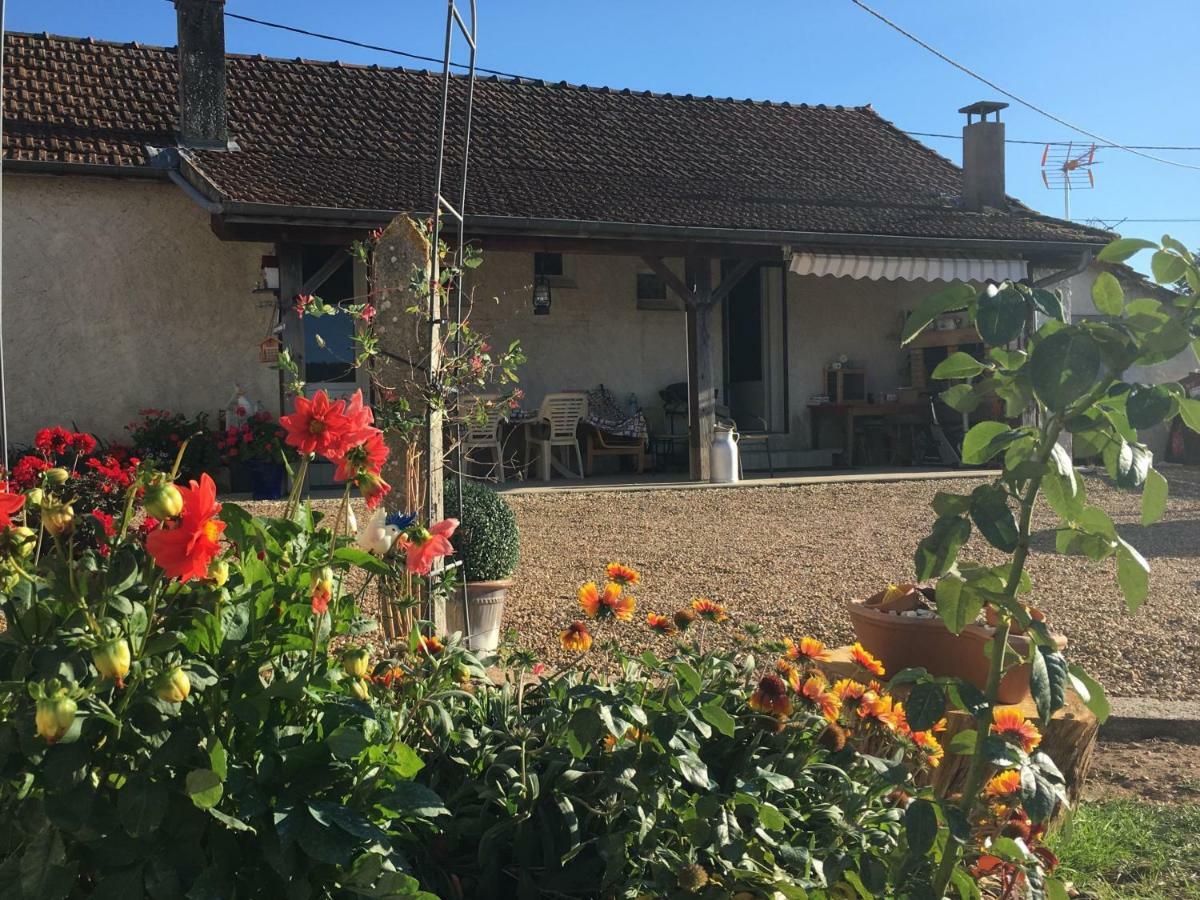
left=788, top=251, right=1027, bottom=283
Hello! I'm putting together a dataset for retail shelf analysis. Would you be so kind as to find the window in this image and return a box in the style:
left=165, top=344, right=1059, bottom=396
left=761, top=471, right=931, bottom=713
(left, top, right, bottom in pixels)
left=636, top=271, right=677, bottom=311
left=533, top=252, right=563, bottom=278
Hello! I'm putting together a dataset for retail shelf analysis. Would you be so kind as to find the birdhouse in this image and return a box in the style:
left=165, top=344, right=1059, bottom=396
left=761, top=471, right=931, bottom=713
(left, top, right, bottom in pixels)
left=259, top=336, right=281, bottom=364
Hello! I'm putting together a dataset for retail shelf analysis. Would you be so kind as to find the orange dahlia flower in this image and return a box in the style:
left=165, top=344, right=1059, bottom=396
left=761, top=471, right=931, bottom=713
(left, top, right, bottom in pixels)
left=605, top=562, right=640, bottom=586
left=990, top=706, right=1042, bottom=754
left=145, top=473, right=225, bottom=582
left=850, top=642, right=886, bottom=677
left=691, top=598, right=727, bottom=623
left=749, top=673, right=792, bottom=718
left=560, top=621, right=593, bottom=653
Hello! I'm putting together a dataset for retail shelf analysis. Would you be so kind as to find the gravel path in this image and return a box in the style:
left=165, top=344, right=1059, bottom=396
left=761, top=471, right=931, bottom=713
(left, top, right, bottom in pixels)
left=501, top=468, right=1200, bottom=700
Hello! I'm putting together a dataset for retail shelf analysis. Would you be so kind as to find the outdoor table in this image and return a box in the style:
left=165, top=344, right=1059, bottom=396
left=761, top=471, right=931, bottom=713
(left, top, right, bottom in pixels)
left=807, top=401, right=923, bottom=467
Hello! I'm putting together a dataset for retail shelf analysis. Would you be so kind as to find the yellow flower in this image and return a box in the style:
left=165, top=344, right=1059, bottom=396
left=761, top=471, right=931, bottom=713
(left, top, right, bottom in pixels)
left=990, top=706, right=1042, bottom=754
left=691, top=598, right=727, bottom=623
left=560, top=621, right=593, bottom=653
left=605, top=562, right=640, bottom=586
left=849, top=642, right=885, bottom=677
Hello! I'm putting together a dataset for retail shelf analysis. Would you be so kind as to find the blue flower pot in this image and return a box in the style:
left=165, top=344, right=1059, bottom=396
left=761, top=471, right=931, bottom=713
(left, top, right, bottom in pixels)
left=248, top=461, right=286, bottom=501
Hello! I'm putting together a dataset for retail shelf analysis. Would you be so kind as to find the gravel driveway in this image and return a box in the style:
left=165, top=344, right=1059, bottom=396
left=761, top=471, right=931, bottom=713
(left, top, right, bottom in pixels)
left=501, top=467, right=1200, bottom=700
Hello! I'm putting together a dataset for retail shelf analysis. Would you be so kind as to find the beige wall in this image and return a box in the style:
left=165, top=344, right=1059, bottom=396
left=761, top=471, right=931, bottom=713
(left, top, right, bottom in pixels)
left=3, top=174, right=276, bottom=444
left=464, top=251, right=711, bottom=433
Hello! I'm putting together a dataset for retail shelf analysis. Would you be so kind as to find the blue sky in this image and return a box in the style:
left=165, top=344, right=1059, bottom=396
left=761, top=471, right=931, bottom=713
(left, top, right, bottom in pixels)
left=10, top=0, right=1200, bottom=261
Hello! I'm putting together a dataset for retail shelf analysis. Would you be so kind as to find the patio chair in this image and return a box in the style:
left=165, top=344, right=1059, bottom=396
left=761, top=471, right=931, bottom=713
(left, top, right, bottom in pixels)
left=531, top=392, right=587, bottom=481
left=461, top=395, right=506, bottom=482
left=583, top=384, right=647, bottom=475
left=716, top=405, right=774, bottom=477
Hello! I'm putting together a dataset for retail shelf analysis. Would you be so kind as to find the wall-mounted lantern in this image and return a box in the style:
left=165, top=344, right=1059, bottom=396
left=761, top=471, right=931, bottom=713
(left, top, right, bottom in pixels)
left=532, top=274, right=552, bottom=316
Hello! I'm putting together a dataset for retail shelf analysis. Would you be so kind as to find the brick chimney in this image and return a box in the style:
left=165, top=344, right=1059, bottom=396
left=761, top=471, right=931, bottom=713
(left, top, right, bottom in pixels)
left=175, top=0, right=228, bottom=149
left=959, top=100, right=1008, bottom=210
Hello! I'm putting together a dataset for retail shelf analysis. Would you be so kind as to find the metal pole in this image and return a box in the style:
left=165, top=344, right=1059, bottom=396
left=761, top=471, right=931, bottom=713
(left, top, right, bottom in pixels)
left=0, top=0, right=10, bottom=467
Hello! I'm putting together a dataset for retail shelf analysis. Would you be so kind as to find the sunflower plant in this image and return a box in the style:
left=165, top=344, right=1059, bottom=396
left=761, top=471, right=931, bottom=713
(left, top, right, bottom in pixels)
left=897, top=234, right=1200, bottom=897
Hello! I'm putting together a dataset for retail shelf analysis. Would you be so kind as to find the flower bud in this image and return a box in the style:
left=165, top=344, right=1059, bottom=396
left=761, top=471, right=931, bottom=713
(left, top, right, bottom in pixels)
left=349, top=678, right=370, bottom=701
left=45, top=467, right=69, bottom=485
left=677, top=864, right=709, bottom=893
left=2, top=526, right=36, bottom=558
left=341, top=646, right=370, bottom=679
left=206, top=559, right=229, bottom=587
left=25, top=487, right=43, bottom=506
left=144, top=483, right=183, bottom=519
left=92, top=638, right=131, bottom=687
left=673, top=608, right=697, bottom=632
left=42, top=502, right=75, bottom=536
left=455, top=663, right=472, bottom=684
left=154, top=667, right=191, bottom=703
left=36, top=694, right=77, bottom=744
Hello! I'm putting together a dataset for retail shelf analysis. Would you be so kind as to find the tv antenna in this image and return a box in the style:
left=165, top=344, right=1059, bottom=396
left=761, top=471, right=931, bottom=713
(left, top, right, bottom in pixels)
left=1041, top=142, right=1098, bottom=220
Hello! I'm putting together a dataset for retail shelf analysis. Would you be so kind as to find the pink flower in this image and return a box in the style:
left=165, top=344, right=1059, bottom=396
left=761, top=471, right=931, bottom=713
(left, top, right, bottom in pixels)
left=360, top=303, right=377, bottom=323
left=400, top=519, right=458, bottom=575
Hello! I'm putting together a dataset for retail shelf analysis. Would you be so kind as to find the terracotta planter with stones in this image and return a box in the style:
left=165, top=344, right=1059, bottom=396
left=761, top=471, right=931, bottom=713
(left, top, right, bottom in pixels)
left=848, top=599, right=1067, bottom=704
left=446, top=579, right=512, bottom=654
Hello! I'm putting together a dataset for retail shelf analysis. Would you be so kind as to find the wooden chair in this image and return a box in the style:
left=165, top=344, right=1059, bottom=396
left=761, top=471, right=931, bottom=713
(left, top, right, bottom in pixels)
left=584, top=426, right=647, bottom=475
left=532, top=392, right=587, bottom=481
left=462, top=395, right=506, bottom=482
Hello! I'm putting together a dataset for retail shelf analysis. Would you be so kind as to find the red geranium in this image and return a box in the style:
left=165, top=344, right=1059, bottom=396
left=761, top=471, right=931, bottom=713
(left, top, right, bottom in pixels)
left=280, top=391, right=355, bottom=458
left=145, top=473, right=225, bottom=582
left=11, top=456, right=50, bottom=490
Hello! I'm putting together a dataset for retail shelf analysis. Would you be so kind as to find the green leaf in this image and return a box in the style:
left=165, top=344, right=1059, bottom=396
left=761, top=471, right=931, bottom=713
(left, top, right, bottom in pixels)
left=961, top=421, right=1015, bottom=465
left=905, top=682, right=947, bottom=732
left=914, top=516, right=972, bottom=580
left=1116, top=538, right=1150, bottom=613
left=382, top=782, right=450, bottom=820
left=118, top=776, right=169, bottom=837
left=1031, top=288, right=1066, bottom=322
left=1042, top=455, right=1083, bottom=523
left=674, top=661, right=702, bottom=695
left=675, top=750, right=711, bottom=789
left=1096, top=237, right=1156, bottom=263
left=699, top=703, right=737, bottom=738
left=1046, top=878, right=1071, bottom=900
left=947, top=729, right=978, bottom=755
left=1030, top=329, right=1103, bottom=411
left=931, top=352, right=986, bottom=380
left=932, top=492, right=973, bottom=517
left=941, top=384, right=980, bottom=413
left=975, top=286, right=1029, bottom=345
left=1178, top=397, right=1200, bottom=433
left=185, top=769, right=224, bottom=810
left=1110, top=439, right=1152, bottom=489
left=332, top=547, right=392, bottom=577
left=1068, top=665, right=1110, bottom=723
left=902, top=283, right=977, bottom=345
left=935, top=576, right=982, bottom=634
left=1091, top=271, right=1124, bottom=316
left=1141, top=468, right=1169, bottom=526
left=1126, top=384, right=1174, bottom=430
left=904, top=799, right=938, bottom=855
left=1151, top=250, right=1187, bottom=284
left=969, top=485, right=1019, bottom=552
left=989, top=348, right=1027, bottom=370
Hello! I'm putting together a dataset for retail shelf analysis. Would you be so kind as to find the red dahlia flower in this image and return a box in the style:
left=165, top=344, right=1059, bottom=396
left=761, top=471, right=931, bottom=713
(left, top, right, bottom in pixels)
left=400, top=519, right=458, bottom=575
left=280, top=390, right=353, bottom=458
left=0, top=489, right=25, bottom=528
left=145, top=473, right=225, bottom=582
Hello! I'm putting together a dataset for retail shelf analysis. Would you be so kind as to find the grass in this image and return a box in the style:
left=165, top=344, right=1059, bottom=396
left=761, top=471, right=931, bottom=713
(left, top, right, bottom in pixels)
left=1050, top=800, right=1200, bottom=899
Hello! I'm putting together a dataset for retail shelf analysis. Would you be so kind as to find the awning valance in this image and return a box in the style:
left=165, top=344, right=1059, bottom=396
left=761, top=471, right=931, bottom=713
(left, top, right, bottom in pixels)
left=788, top=251, right=1027, bottom=283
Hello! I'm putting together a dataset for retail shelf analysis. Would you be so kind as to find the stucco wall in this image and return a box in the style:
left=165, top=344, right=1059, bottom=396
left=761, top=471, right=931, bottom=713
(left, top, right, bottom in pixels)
left=786, top=272, right=938, bottom=448
left=465, top=251, right=712, bottom=433
left=2, top=174, right=276, bottom=444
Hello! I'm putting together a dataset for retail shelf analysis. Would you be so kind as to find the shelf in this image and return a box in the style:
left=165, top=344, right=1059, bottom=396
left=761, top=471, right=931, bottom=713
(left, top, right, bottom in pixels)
left=909, top=327, right=983, bottom=349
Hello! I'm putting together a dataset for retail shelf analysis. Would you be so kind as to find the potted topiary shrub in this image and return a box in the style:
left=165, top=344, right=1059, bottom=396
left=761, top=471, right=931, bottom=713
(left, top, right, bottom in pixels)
left=444, top=478, right=519, bottom=652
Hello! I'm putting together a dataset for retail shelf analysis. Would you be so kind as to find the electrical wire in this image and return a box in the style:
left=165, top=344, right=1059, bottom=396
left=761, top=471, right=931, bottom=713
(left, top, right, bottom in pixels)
left=904, top=130, right=1200, bottom=152
left=849, top=0, right=1200, bottom=172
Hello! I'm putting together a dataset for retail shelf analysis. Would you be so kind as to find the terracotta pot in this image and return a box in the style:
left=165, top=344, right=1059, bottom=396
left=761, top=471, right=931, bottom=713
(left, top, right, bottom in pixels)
left=847, top=600, right=1066, bottom=704
left=445, top=579, right=512, bottom=653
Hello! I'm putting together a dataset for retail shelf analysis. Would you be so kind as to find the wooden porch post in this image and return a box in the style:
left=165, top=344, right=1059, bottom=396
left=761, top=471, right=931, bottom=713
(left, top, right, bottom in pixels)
left=685, top=256, right=716, bottom=481
left=275, top=242, right=304, bottom=416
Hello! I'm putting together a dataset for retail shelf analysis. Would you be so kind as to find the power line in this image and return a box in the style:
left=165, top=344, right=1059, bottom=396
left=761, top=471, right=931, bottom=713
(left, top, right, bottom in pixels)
left=904, top=130, right=1200, bottom=152
left=1085, top=218, right=1200, bottom=223
left=849, top=0, right=1200, bottom=172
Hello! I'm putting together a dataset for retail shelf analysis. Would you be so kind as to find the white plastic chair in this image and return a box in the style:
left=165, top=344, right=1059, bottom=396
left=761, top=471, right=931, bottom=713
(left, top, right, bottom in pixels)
left=533, top=392, right=587, bottom=480
left=462, top=395, right=507, bottom=482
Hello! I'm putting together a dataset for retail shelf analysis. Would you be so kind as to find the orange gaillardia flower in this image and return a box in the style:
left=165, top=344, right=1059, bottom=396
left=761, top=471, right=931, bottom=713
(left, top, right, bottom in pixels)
left=605, top=562, right=640, bottom=586
left=749, top=673, right=792, bottom=718
left=560, top=621, right=593, bottom=653
left=990, top=706, right=1042, bottom=754
left=832, top=678, right=867, bottom=704
left=801, top=674, right=842, bottom=723
left=984, top=769, right=1022, bottom=801
left=857, top=692, right=903, bottom=732
left=416, top=634, right=445, bottom=657
left=691, top=598, right=728, bottom=623
left=787, top=636, right=830, bottom=662
left=145, top=473, right=226, bottom=582
left=646, top=612, right=676, bottom=635
left=850, top=642, right=886, bottom=677
left=911, top=730, right=944, bottom=768
left=579, top=581, right=635, bottom=620
left=776, top=659, right=802, bottom=692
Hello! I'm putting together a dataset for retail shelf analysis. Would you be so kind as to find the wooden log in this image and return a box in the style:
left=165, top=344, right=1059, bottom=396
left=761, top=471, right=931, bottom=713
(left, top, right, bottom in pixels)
left=819, top=647, right=1099, bottom=807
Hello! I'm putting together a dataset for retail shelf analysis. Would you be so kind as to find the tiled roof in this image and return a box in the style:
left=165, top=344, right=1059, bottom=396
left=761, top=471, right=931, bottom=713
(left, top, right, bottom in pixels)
left=3, top=31, right=1112, bottom=246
